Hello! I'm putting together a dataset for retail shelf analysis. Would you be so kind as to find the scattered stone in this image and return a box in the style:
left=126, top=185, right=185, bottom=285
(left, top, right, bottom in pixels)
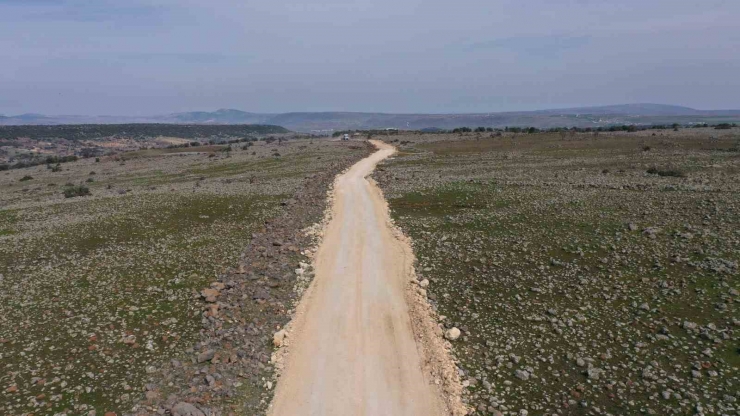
left=515, top=370, right=530, bottom=381
left=445, top=327, right=461, bottom=341
left=273, top=329, right=287, bottom=347
left=200, top=288, right=220, bottom=303
left=197, top=350, right=216, bottom=363
left=171, top=402, right=205, bottom=416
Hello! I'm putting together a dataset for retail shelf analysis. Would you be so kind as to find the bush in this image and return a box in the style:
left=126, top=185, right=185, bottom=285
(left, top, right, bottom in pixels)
left=86, top=178, right=94, bottom=183
left=715, top=123, right=733, bottom=130
left=63, top=185, right=91, bottom=198
left=20, top=175, right=33, bottom=181
left=647, top=167, right=685, bottom=177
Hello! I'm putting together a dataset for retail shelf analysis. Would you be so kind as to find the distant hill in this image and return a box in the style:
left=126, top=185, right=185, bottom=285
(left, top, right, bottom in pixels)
left=534, top=104, right=703, bottom=116
left=164, top=109, right=274, bottom=124
left=0, top=124, right=289, bottom=141
left=2, top=104, right=739, bottom=132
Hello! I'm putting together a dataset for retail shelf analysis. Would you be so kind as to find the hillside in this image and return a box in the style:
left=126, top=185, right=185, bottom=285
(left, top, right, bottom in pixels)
left=2, top=104, right=740, bottom=132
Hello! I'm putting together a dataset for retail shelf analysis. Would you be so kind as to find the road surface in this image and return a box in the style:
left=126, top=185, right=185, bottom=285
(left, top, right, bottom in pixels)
left=268, top=140, right=446, bottom=416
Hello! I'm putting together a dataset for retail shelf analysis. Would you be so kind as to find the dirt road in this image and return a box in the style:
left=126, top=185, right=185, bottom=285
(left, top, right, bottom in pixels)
left=268, top=141, right=446, bottom=416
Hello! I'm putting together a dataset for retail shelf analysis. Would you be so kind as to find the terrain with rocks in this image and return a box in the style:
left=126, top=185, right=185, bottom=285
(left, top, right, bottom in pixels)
left=0, top=137, right=371, bottom=416
left=374, top=128, right=740, bottom=416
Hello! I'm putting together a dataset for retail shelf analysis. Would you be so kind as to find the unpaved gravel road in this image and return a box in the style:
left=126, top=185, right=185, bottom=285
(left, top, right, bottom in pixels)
left=269, top=141, right=447, bottom=416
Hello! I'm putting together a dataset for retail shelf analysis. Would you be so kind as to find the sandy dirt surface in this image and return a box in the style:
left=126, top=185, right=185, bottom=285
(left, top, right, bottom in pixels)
left=268, top=141, right=449, bottom=416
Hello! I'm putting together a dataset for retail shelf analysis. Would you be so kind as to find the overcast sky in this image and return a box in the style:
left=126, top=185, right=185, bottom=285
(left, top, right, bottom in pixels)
left=1, top=0, right=739, bottom=115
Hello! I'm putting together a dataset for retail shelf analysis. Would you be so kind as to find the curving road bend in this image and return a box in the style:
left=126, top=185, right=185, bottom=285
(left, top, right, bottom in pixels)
left=268, top=140, right=445, bottom=416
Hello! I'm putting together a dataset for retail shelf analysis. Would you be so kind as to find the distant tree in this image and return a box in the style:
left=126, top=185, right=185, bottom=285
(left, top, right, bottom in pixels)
left=80, top=147, right=97, bottom=158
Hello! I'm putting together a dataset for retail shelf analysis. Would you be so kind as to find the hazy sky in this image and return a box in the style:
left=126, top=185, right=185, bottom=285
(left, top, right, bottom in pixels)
left=1, top=0, right=739, bottom=115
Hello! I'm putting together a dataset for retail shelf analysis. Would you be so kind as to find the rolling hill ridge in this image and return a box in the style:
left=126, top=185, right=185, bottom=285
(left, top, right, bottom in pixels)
left=2, top=104, right=739, bottom=132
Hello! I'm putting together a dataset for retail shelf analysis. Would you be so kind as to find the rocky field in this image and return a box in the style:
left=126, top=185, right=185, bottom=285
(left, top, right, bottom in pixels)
left=374, top=128, right=740, bottom=416
left=0, top=138, right=371, bottom=416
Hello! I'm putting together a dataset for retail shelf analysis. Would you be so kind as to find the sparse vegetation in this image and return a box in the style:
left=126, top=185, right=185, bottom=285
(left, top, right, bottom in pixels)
left=0, top=137, right=370, bottom=415
left=375, top=130, right=740, bottom=416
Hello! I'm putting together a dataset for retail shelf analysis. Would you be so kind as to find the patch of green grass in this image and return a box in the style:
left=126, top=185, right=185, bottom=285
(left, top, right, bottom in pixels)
left=647, top=166, right=686, bottom=177
left=0, top=209, right=18, bottom=236
left=50, top=193, right=280, bottom=256
left=391, top=182, right=497, bottom=217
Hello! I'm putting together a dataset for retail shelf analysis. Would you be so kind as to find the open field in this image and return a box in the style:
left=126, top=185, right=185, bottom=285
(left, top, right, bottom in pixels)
left=0, top=124, right=295, bottom=168
left=0, top=138, right=371, bottom=415
left=374, top=128, right=740, bottom=416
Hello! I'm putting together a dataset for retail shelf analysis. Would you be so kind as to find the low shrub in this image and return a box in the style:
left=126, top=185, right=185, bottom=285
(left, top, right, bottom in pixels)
left=63, top=185, right=91, bottom=198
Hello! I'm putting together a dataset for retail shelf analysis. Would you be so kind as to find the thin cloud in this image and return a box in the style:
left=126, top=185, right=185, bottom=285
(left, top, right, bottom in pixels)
left=0, top=0, right=738, bottom=115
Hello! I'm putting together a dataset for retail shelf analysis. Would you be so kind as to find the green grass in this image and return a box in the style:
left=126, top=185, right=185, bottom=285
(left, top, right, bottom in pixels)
left=0, top=209, right=18, bottom=236
left=392, top=183, right=492, bottom=216
left=0, top=192, right=281, bottom=415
